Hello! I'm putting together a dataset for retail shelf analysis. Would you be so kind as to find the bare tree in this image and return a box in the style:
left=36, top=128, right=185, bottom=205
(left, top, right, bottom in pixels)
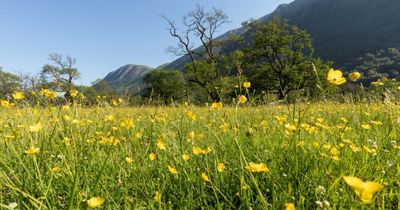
left=162, top=5, right=234, bottom=102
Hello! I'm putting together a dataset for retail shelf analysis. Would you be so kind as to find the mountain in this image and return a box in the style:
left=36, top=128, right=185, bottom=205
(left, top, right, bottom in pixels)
left=102, top=0, right=400, bottom=92
left=163, top=0, right=400, bottom=70
left=102, top=64, right=154, bottom=94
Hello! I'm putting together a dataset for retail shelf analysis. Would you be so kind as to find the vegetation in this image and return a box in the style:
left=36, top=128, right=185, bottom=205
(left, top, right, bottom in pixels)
left=1, top=5, right=400, bottom=208
left=0, top=91, right=399, bottom=208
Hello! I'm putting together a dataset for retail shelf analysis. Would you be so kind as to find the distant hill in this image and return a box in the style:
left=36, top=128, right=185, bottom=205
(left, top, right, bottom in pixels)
left=163, top=0, right=400, bottom=70
left=102, top=64, right=154, bottom=94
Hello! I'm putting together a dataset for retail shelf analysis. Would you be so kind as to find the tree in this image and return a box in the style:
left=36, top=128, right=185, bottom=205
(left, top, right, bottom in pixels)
left=41, top=53, right=80, bottom=100
left=143, top=69, right=186, bottom=104
left=163, top=5, right=235, bottom=102
left=0, top=67, right=22, bottom=98
left=243, top=18, right=321, bottom=100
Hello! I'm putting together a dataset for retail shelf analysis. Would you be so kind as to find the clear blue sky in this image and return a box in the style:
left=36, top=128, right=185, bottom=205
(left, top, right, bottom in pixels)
left=0, top=0, right=293, bottom=85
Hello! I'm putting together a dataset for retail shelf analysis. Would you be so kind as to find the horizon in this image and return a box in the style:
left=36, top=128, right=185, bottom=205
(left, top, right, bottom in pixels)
left=0, top=0, right=293, bottom=86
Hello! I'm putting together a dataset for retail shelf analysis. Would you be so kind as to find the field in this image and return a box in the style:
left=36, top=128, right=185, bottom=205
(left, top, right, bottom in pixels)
left=0, top=102, right=400, bottom=209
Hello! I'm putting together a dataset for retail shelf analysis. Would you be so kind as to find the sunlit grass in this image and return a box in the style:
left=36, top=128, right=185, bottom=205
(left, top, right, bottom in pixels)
left=0, top=102, right=399, bottom=209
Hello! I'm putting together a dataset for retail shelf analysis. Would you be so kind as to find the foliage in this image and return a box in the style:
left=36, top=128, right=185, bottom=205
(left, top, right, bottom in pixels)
left=41, top=53, right=80, bottom=100
left=143, top=69, right=187, bottom=104
left=242, top=18, right=324, bottom=100
left=354, top=46, right=400, bottom=82
left=0, top=67, right=22, bottom=98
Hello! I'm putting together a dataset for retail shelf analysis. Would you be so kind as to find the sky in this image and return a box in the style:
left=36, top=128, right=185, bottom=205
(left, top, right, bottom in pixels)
left=0, top=0, right=293, bottom=85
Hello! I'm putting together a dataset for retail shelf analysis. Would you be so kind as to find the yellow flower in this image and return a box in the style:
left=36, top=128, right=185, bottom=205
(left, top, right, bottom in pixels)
left=243, top=82, right=251, bottom=89
left=87, top=196, right=105, bottom=208
left=245, top=162, right=269, bottom=173
left=201, top=173, right=210, bottom=182
left=51, top=166, right=61, bottom=173
left=28, top=123, right=43, bottom=132
left=157, top=139, right=166, bottom=150
left=327, top=68, right=346, bottom=85
left=217, top=163, right=225, bottom=172
left=192, top=146, right=211, bottom=155
left=187, top=131, right=195, bottom=141
left=211, top=101, right=223, bottom=110
left=343, top=176, right=384, bottom=203
left=284, top=203, right=295, bottom=210
left=349, top=72, right=361, bottom=81
left=125, top=157, right=134, bottom=164
left=168, top=165, right=178, bottom=174
left=149, top=153, right=157, bottom=161
left=25, top=146, right=40, bottom=155
left=135, top=131, right=143, bottom=139
left=121, top=119, right=134, bottom=129
left=70, top=89, right=79, bottom=97
left=154, top=191, right=161, bottom=202
left=12, top=90, right=25, bottom=100
left=1, top=100, right=14, bottom=109
left=182, top=154, right=190, bottom=161
left=239, top=95, right=247, bottom=104
left=371, top=81, right=384, bottom=86
left=361, top=124, right=371, bottom=130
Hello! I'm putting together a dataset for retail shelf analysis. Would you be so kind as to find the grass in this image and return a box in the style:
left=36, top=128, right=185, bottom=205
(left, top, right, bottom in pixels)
left=0, top=102, right=399, bottom=209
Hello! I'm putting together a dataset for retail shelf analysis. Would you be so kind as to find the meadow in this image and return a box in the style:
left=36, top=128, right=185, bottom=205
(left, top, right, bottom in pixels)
left=0, top=97, right=399, bottom=209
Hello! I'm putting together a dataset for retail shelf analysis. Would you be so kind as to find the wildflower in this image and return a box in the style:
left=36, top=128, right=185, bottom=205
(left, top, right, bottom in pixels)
left=51, top=167, right=61, bottom=173
left=211, top=101, right=223, bottom=110
left=201, top=173, right=210, bottom=182
left=1, top=100, right=13, bottom=109
left=62, top=105, right=70, bottom=111
left=361, top=124, right=371, bottom=130
left=149, top=153, right=157, bottom=161
left=187, top=131, right=195, bottom=141
left=284, top=203, right=295, bottom=210
left=70, top=89, right=79, bottom=97
left=239, top=95, right=247, bottom=104
left=217, top=163, right=225, bottom=172
left=192, top=146, right=211, bottom=155
left=87, top=196, right=105, bottom=208
left=243, top=82, right=251, bottom=89
left=111, top=100, right=118, bottom=106
left=125, top=157, right=134, bottom=164
left=28, top=123, right=43, bottom=132
left=343, top=176, right=384, bottom=203
left=25, top=146, right=40, bottom=155
left=12, top=90, right=25, bottom=100
left=327, top=68, right=346, bottom=85
left=121, top=119, right=134, bottom=129
left=245, top=162, right=269, bottom=173
left=135, top=131, right=143, bottom=139
left=182, top=154, right=190, bottom=161
left=349, top=72, right=361, bottom=81
left=157, top=139, right=166, bottom=150
left=168, top=165, right=178, bottom=174
left=371, top=81, right=384, bottom=86
left=154, top=191, right=161, bottom=202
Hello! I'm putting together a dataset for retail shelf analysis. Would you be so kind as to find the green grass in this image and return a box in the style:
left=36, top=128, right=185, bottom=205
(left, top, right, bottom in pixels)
left=0, top=102, right=399, bottom=209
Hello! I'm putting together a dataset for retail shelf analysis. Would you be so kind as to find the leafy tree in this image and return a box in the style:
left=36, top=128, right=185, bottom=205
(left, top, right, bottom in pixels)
left=355, top=46, right=400, bottom=81
left=243, top=18, right=321, bottom=100
left=41, top=53, right=80, bottom=100
left=163, top=5, right=236, bottom=102
left=0, top=67, right=22, bottom=98
left=143, top=70, right=186, bottom=103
